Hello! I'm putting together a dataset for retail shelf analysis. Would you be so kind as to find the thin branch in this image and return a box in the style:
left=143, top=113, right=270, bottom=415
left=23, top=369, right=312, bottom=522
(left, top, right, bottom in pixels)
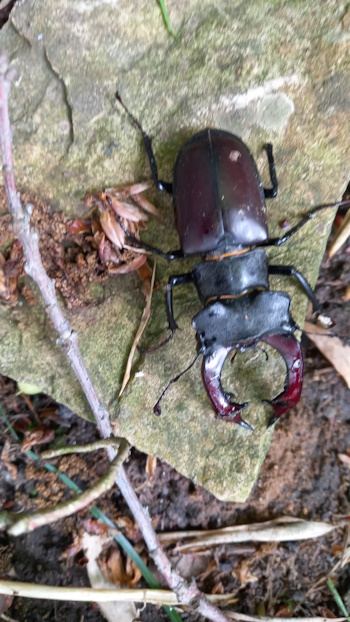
left=1, top=440, right=130, bottom=536
left=41, top=437, right=121, bottom=458
left=0, top=580, right=235, bottom=606
left=0, top=51, right=231, bottom=622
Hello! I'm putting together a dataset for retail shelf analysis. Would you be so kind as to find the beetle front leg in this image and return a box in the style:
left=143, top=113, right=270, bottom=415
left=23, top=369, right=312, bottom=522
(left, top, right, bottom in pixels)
left=263, top=143, right=278, bottom=199
left=116, top=92, right=172, bottom=194
left=166, top=273, right=194, bottom=333
left=261, top=333, right=303, bottom=428
left=201, top=345, right=252, bottom=430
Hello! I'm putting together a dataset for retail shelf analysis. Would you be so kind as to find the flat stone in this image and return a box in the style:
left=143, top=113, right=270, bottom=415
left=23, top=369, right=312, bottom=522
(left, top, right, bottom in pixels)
left=0, top=0, right=349, bottom=500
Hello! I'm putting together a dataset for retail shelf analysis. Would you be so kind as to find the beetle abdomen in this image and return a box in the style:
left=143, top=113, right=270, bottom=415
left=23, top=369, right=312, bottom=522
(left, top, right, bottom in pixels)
left=173, top=129, right=268, bottom=255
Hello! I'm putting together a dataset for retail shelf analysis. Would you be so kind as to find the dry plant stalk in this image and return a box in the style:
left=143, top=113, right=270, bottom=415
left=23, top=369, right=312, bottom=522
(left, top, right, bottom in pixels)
left=0, top=579, right=234, bottom=606
left=158, top=516, right=334, bottom=552
left=0, top=51, right=231, bottom=622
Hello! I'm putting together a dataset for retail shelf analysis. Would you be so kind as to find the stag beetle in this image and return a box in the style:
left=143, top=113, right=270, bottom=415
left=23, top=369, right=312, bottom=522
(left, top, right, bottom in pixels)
left=115, top=93, right=343, bottom=430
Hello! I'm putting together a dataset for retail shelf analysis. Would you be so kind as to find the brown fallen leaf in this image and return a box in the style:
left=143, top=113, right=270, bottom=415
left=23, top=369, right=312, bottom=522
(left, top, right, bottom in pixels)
left=304, top=322, right=350, bottom=389
left=82, top=534, right=138, bottom=622
left=338, top=453, right=350, bottom=468
left=342, top=286, right=350, bottom=302
left=145, top=455, right=157, bottom=479
left=21, top=428, right=55, bottom=451
left=328, top=207, right=350, bottom=258
left=232, top=559, right=259, bottom=586
left=99, top=544, right=143, bottom=588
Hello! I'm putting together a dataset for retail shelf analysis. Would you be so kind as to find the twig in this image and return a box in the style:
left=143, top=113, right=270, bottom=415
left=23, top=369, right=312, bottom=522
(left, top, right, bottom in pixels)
left=119, top=261, right=156, bottom=396
left=0, top=51, right=230, bottom=622
left=41, top=437, right=121, bottom=458
left=158, top=517, right=335, bottom=552
left=1, top=440, right=130, bottom=536
left=0, top=580, right=235, bottom=605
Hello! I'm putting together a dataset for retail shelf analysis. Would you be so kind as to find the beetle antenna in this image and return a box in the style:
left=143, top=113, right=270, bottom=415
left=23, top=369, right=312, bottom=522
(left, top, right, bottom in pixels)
left=115, top=91, right=145, bottom=135
left=154, top=350, right=202, bottom=416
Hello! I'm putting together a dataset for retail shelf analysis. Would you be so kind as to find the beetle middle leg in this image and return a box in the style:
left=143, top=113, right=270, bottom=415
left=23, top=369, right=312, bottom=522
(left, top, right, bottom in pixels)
left=263, top=143, right=278, bottom=199
left=268, top=265, right=321, bottom=314
left=260, top=199, right=350, bottom=248
left=166, top=272, right=194, bottom=333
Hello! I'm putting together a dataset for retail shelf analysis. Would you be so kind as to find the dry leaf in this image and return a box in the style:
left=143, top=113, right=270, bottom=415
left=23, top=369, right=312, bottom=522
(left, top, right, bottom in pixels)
left=145, top=455, right=157, bottom=479
left=318, top=607, right=338, bottom=619
left=99, top=547, right=127, bottom=587
left=304, top=322, right=350, bottom=389
left=82, top=534, right=137, bottom=622
left=21, top=428, right=55, bottom=451
left=99, top=544, right=143, bottom=588
left=275, top=606, right=294, bottom=618
left=212, top=581, right=224, bottom=595
left=328, top=207, right=350, bottom=258
left=342, top=286, right=350, bottom=302
left=232, top=559, right=259, bottom=585
left=338, top=453, right=350, bottom=467
left=198, top=559, right=218, bottom=581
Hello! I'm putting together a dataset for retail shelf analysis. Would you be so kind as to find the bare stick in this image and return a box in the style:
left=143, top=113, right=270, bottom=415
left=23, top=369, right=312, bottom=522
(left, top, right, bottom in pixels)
left=41, top=437, right=121, bottom=458
left=1, top=440, right=130, bottom=536
left=0, top=580, right=234, bottom=606
left=0, top=52, right=231, bottom=622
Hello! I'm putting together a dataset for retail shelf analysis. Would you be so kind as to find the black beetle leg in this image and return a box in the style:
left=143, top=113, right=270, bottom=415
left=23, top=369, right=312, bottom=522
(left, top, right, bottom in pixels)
left=143, top=272, right=194, bottom=353
left=116, top=92, right=172, bottom=194
left=106, top=195, right=183, bottom=260
left=263, top=143, right=278, bottom=199
left=166, top=273, right=194, bottom=332
left=258, top=199, right=350, bottom=248
left=269, top=265, right=321, bottom=314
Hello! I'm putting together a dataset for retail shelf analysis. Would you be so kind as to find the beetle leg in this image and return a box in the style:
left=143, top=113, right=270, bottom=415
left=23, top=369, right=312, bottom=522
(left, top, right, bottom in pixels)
left=116, top=92, right=172, bottom=194
left=258, top=198, right=350, bottom=248
left=263, top=143, right=278, bottom=199
left=201, top=345, right=252, bottom=430
left=105, top=196, right=183, bottom=260
left=261, top=333, right=303, bottom=428
left=269, top=264, right=321, bottom=314
left=166, top=273, right=194, bottom=332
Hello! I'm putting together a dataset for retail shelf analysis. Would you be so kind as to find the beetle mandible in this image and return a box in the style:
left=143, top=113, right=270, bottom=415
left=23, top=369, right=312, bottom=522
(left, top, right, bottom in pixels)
left=115, top=93, right=344, bottom=430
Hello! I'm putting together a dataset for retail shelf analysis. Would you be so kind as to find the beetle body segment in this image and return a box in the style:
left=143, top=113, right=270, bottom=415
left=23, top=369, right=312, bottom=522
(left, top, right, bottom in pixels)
left=173, top=129, right=268, bottom=255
